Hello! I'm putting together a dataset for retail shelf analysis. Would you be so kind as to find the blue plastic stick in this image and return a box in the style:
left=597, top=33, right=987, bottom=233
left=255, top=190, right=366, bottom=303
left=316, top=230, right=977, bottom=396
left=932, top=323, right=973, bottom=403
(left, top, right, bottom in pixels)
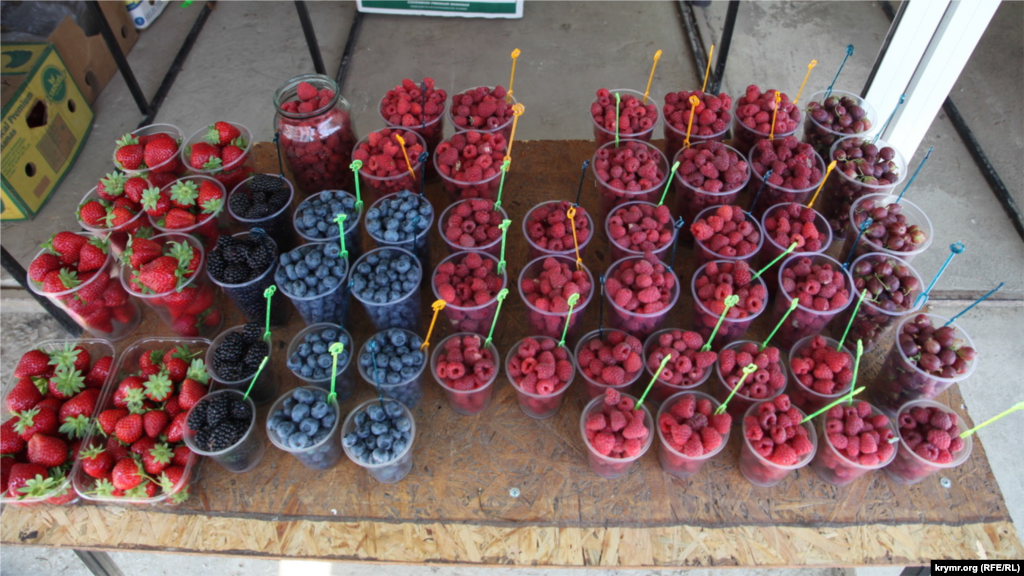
left=597, top=274, right=606, bottom=337
left=747, top=169, right=773, bottom=216
left=895, top=147, right=933, bottom=203
left=945, top=282, right=1004, bottom=326
left=873, top=94, right=905, bottom=144
left=575, top=160, right=590, bottom=207
left=843, top=217, right=873, bottom=269
left=418, top=151, right=429, bottom=196
left=824, top=45, right=854, bottom=100
left=670, top=217, right=686, bottom=267
left=273, top=132, right=285, bottom=177
left=915, top=242, right=965, bottom=308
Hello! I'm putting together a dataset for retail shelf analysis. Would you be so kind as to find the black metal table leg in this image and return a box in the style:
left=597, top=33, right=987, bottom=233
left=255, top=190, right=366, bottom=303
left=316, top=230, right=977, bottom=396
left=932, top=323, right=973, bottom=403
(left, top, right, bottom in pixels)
left=336, top=10, right=364, bottom=93
left=295, top=1, right=326, bottom=75
left=0, top=246, right=82, bottom=337
left=74, top=550, right=125, bottom=576
left=708, top=0, right=740, bottom=96
left=88, top=0, right=150, bottom=117
left=677, top=1, right=710, bottom=88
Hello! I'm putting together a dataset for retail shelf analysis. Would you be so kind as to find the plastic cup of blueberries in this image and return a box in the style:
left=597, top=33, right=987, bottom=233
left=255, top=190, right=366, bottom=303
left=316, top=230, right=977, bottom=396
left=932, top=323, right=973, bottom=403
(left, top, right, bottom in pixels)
left=590, top=88, right=659, bottom=147
left=574, top=329, right=645, bottom=400
left=285, top=322, right=356, bottom=398
left=506, top=336, right=575, bottom=419
left=351, top=247, right=423, bottom=332
left=266, top=386, right=342, bottom=471
left=843, top=193, right=934, bottom=264
left=341, top=398, right=417, bottom=483
left=522, top=200, right=595, bottom=261
left=354, top=130, right=427, bottom=203
left=275, top=242, right=350, bottom=326
left=713, top=340, right=787, bottom=420
left=604, top=255, right=680, bottom=339
left=656, top=391, right=730, bottom=479
left=518, top=255, right=595, bottom=344
left=431, top=251, right=507, bottom=336
left=207, top=231, right=290, bottom=326
left=438, top=199, right=509, bottom=258
left=692, top=205, right=765, bottom=269
left=228, top=174, right=296, bottom=249
left=672, top=143, right=751, bottom=243
left=605, top=201, right=677, bottom=263
left=430, top=333, right=501, bottom=416
left=738, top=400, right=816, bottom=487
left=591, top=139, right=669, bottom=222
left=183, top=389, right=265, bottom=473
left=885, top=399, right=973, bottom=485
left=641, top=328, right=714, bottom=406
left=357, top=329, right=428, bottom=409
left=366, top=190, right=434, bottom=269
left=579, top=393, right=654, bottom=479
left=206, top=324, right=279, bottom=406
left=293, top=189, right=363, bottom=260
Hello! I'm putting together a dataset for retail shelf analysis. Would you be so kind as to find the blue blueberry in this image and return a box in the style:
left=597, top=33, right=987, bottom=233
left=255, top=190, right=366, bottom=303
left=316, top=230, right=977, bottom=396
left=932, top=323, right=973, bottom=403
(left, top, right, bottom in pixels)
left=376, top=436, right=392, bottom=450
left=310, top=401, right=330, bottom=419
left=370, top=422, right=389, bottom=436
left=291, top=403, right=311, bottom=422
left=366, top=404, right=385, bottom=422
left=321, top=412, right=336, bottom=430
left=276, top=420, right=297, bottom=439
left=288, top=432, right=312, bottom=449
left=293, top=388, right=315, bottom=405
left=342, top=432, right=358, bottom=447
left=283, top=398, right=297, bottom=412
left=354, top=411, right=368, bottom=426
left=317, top=354, right=332, bottom=369
left=394, top=416, right=411, bottom=432
left=299, top=417, right=320, bottom=436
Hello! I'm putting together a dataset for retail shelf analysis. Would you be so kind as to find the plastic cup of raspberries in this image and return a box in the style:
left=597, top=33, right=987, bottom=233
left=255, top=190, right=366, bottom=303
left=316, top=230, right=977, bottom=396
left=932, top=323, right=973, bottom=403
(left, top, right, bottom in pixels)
left=731, top=85, right=802, bottom=156
left=183, top=389, right=264, bottom=473
left=591, top=139, right=668, bottom=221
left=228, top=174, right=296, bottom=248
left=434, top=130, right=508, bottom=202
left=824, top=136, right=906, bottom=234
left=358, top=329, right=428, bottom=409
left=439, top=198, right=509, bottom=258
left=662, top=89, right=731, bottom=161
left=574, top=329, right=645, bottom=400
left=447, top=85, right=517, bottom=141
left=690, top=260, right=768, bottom=350
left=590, top=88, right=659, bottom=147
left=205, top=324, right=278, bottom=406
left=120, top=233, right=222, bottom=338
left=431, top=333, right=501, bottom=416
left=714, top=340, right=788, bottom=420
left=770, top=254, right=853, bottom=348
left=803, top=90, right=877, bottom=158
left=206, top=230, right=289, bottom=326
left=286, top=323, right=355, bottom=398
left=845, top=194, right=933, bottom=264
left=746, top=136, right=826, bottom=219
left=691, top=204, right=764, bottom=268
left=672, top=142, right=751, bottom=241
left=871, top=313, right=978, bottom=416
left=27, top=231, right=142, bottom=341
left=604, top=253, right=680, bottom=339
left=351, top=247, right=423, bottom=332
left=366, top=190, right=434, bottom=268
left=758, top=202, right=833, bottom=282
left=293, top=190, right=363, bottom=259
left=274, top=242, right=351, bottom=326
left=523, top=200, right=594, bottom=260
left=182, top=121, right=254, bottom=191
left=112, top=123, right=187, bottom=182
left=787, top=335, right=855, bottom=414
left=150, top=176, right=228, bottom=251
left=353, top=128, right=426, bottom=202
left=641, top=329, right=718, bottom=405
left=506, top=336, right=576, bottom=419
left=810, top=399, right=897, bottom=486
left=341, top=398, right=416, bottom=483
left=267, top=386, right=342, bottom=471
left=656, top=391, right=732, bottom=479
left=739, top=394, right=817, bottom=487
left=379, top=77, right=448, bottom=178
left=518, top=255, right=595, bottom=343
left=605, top=201, right=676, bottom=263
left=580, top=389, right=654, bottom=479
left=833, top=252, right=925, bottom=353
left=432, top=251, right=506, bottom=336
left=76, top=184, right=151, bottom=257
left=886, top=399, right=973, bottom=485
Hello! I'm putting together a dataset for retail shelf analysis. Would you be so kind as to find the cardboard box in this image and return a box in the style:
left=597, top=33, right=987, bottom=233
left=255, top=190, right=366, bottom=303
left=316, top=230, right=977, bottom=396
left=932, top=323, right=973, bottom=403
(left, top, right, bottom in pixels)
left=47, top=1, right=138, bottom=104
left=357, top=0, right=523, bottom=19
left=1, top=43, right=94, bottom=221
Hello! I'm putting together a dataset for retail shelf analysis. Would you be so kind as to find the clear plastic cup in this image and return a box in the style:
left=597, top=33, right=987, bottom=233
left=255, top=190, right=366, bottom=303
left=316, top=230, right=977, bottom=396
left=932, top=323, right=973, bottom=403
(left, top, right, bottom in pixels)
left=149, top=175, right=228, bottom=251
left=769, top=253, right=853, bottom=349
left=758, top=202, right=833, bottom=287
left=181, top=121, right=254, bottom=191
left=506, top=336, right=575, bottom=419
left=590, top=88, right=659, bottom=147
left=76, top=186, right=150, bottom=256
left=886, top=399, right=973, bottom=485
left=276, top=242, right=350, bottom=326
left=447, top=85, right=518, bottom=141
left=690, top=262, right=768, bottom=350
left=843, top=194, right=933, bottom=264
left=787, top=335, right=854, bottom=413
left=738, top=401, right=816, bottom=487
left=431, top=333, right=501, bottom=416
left=341, top=398, right=416, bottom=483
left=366, top=191, right=434, bottom=267
left=573, top=329, right=644, bottom=400
left=293, top=189, right=364, bottom=260
left=523, top=200, right=595, bottom=261
left=354, top=130, right=426, bottom=202
left=518, top=255, right=595, bottom=343
left=113, top=123, right=187, bottom=178
left=183, top=389, right=264, bottom=473
left=663, top=120, right=729, bottom=163
left=810, top=401, right=897, bottom=486
left=745, top=145, right=826, bottom=219
left=592, top=139, right=669, bottom=221
left=285, top=323, right=356, bottom=398
left=579, top=393, right=654, bottom=479
left=832, top=252, right=924, bottom=353
left=672, top=143, right=751, bottom=242
left=438, top=200, right=509, bottom=258
left=26, top=237, right=141, bottom=342
left=431, top=251, right=506, bottom=335
left=378, top=93, right=445, bottom=180
left=731, top=109, right=800, bottom=157
left=713, top=340, right=787, bottom=420
left=266, top=386, right=342, bottom=471
left=692, top=205, right=764, bottom=268
left=802, top=90, right=878, bottom=158
left=604, top=255, right=679, bottom=339
left=656, top=391, right=730, bottom=478
left=205, top=324, right=279, bottom=406
left=871, top=313, right=978, bottom=416
left=206, top=231, right=289, bottom=326
left=823, top=136, right=907, bottom=234
left=120, top=233, right=223, bottom=338
left=228, top=174, right=296, bottom=249
left=605, top=200, right=677, bottom=263
left=434, top=150, right=504, bottom=204
left=351, top=247, right=422, bottom=332
left=641, top=328, right=714, bottom=406
left=357, top=330, right=427, bottom=408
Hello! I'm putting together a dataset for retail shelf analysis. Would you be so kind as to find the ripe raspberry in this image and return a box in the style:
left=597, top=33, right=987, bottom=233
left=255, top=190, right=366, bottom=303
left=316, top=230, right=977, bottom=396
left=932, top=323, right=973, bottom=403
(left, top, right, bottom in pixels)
left=623, top=353, right=642, bottom=374
left=608, top=409, right=627, bottom=432
left=709, top=413, right=731, bottom=434
left=927, top=429, right=951, bottom=450
left=591, top=432, right=615, bottom=456
left=791, top=434, right=813, bottom=456
left=699, top=427, right=722, bottom=451
left=682, top=435, right=704, bottom=457
left=681, top=331, right=703, bottom=350
left=622, top=414, right=648, bottom=440
left=585, top=412, right=607, bottom=431
left=769, top=443, right=798, bottom=466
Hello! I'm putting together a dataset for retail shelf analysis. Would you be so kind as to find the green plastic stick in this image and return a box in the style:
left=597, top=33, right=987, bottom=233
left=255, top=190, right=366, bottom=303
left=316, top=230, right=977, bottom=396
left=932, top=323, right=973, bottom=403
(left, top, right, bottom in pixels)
left=715, top=364, right=758, bottom=415
left=557, top=293, right=582, bottom=348
left=494, top=158, right=512, bottom=211
left=658, top=161, right=681, bottom=206
left=750, top=242, right=798, bottom=282
left=483, top=289, right=510, bottom=349
left=837, top=289, right=868, bottom=352
left=802, top=386, right=865, bottom=423
left=762, top=298, right=799, bottom=351
left=701, top=294, right=740, bottom=352
left=845, top=340, right=864, bottom=405
left=334, top=213, right=349, bottom=260
left=960, top=402, right=1024, bottom=439
left=635, top=353, right=672, bottom=412
left=327, top=342, right=344, bottom=404
left=497, top=219, right=512, bottom=274
left=614, top=92, right=621, bottom=148
left=242, top=356, right=269, bottom=401
left=349, top=160, right=363, bottom=212
left=262, top=285, right=276, bottom=342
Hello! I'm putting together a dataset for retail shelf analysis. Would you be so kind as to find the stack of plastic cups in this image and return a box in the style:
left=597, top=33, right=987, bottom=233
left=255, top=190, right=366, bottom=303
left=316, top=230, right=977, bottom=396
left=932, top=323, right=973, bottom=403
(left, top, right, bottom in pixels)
left=672, top=143, right=751, bottom=243
left=518, top=255, right=595, bottom=343
left=206, top=325, right=279, bottom=406
left=438, top=200, right=509, bottom=259
left=181, top=121, right=254, bottom=191
left=745, top=147, right=826, bottom=219
left=183, top=389, right=265, bottom=473
left=353, top=130, right=426, bottom=203
left=591, top=139, right=668, bottom=221
left=641, top=329, right=714, bottom=405
left=605, top=201, right=678, bottom=263
left=713, top=340, right=788, bottom=420
left=590, top=89, right=658, bottom=148
left=833, top=252, right=925, bottom=354
left=656, top=391, right=730, bottom=478
left=886, top=399, right=973, bottom=485
left=506, top=336, right=575, bottom=419
left=266, top=387, right=343, bottom=471
left=150, top=175, right=228, bottom=251
left=351, top=247, right=422, bottom=331
left=293, top=190, right=363, bottom=261
left=579, top=393, right=654, bottom=479
left=431, top=333, right=501, bottom=416
left=207, top=231, right=289, bottom=326
left=228, top=174, right=296, bottom=249
left=604, top=256, right=680, bottom=339
left=431, top=252, right=506, bottom=335
left=342, top=398, right=416, bottom=483
left=574, top=329, right=644, bottom=400
left=76, top=187, right=151, bottom=256
left=823, top=136, right=906, bottom=235
left=738, top=400, right=816, bottom=487
left=843, top=194, right=934, bottom=264
left=447, top=86, right=518, bottom=141
left=802, top=90, right=877, bottom=158
left=691, top=205, right=765, bottom=268
left=768, top=254, right=853, bottom=349
left=810, top=401, right=897, bottom=486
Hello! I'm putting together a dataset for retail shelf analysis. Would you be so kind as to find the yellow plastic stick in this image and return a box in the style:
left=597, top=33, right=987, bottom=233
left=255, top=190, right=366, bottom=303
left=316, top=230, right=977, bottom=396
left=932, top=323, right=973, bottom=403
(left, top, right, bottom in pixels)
left=769, top=91, right=782, bottom=141
left=643, top=50, right=663, bottom=104
left=807, top=160, right=838, bottom=209
left=505, top=103, right=525, bottom=163
left=393, top=134, right=417, bottom=179
left=507, top=48, right=521, bottom=103
left=420, top=299, right=447, bottom=351
left=567, top=206, right=583, bottom=271
left=793, top=60, right=818, bottom=105
left=683, top=95, right=700, bottom=150
left=702, top=44, right=715, bottom=93
left=960, top=402, right=1024, bottom=439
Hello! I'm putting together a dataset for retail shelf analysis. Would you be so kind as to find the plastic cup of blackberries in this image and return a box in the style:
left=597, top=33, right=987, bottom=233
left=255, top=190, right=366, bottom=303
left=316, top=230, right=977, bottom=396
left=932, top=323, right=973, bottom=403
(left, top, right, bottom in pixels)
left=207, top=323, right=277, bottom=406
left=183, top=388, right=264, bottom=474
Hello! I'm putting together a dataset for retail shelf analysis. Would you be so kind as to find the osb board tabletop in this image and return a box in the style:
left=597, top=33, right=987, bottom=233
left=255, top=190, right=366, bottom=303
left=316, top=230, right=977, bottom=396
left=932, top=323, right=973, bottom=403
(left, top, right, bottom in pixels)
left=2, top=141, right=1020, bottom=567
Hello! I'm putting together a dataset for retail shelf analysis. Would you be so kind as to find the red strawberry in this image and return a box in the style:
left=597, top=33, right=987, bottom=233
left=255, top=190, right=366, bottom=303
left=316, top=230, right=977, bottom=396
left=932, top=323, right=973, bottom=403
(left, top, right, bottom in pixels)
left=164, top=396, right=182, bottom=418
left=14, top=349, right=52, bottom=378
left=164, top=357, right=190, bottom=382
left=102, top=282, right=129, bottom=308
left=168, top=240, right=200, bottom=277
left=220, top=145, right=244, bottom=169
left=105, top=434, right=130, bottom=461
left=97, top=172, right=125, bottom=201
left=113, top=376, right=146, bottom=410
left=141, top=187, right=171, bottom=217
left=171, top=445, right=191, bottom=467
left=201, top=307, right=222, bottom=327
left=158, top=465, right=189, bottom=500
left=197, top=180, right=223, bottom=213
left=34, top=397, right=62, bottom=413
left=143, top=371, right=174, bottom=403
left=110, top=458, right=144, bottom=491
left=1, top=457, right=14, bottom=492
left=6, top=463, right=49, bottom=498
left=42, top=268, right=78, bottom=294
left=178, top=379, right=206, bottom=411
left=28, top=253, right=61, bottom=283
left=123, top=176, right=149, bottom=204
left=161, top=208, right=196, bottom=230
left=115, top=413, right=144, bottom=444
left=26, top=434, right=67, bottom=467
left=115, top=134, right=145, bottom=170
left=122, top=235, right=162, bottom=269
left=188, top=142, right=221, bottom=170
left=103, top=205, right=136, bottom=232
left=139, top=349, right=163, bottom=375
left=206, top=121, right=241, bottom=146
left=142, top=442, right=173, bottom=475
left=77, top=237, right=109, bottom=273
left=143, top=135, right=179, bottom=171
left=58, top=388, right=100, bottom=423
left=46, top=366, right=86, bottom=400
left=85, top=355, right=114, bottom=388
left=165, top=413, right=188, bottom=444
left=138, top=256, right=181, bottom=293
left=169, top=180, right=198, bottom=209
left=44, top=231, right=88, bottom=265
left=170, top=315, right=200, bottom=337
left=80, top=445, right=115, bottom=479
left=1, top=419, right=26, bottom=454
left=74, top=270, right=110, bottom=303
left=13, top=406, right=59, bottom=440
left=96, top=408, right=128, bottom=436
left=6, top=378, right=44, bottom=412
left=51, top=343, right=91, bottom=373
left=77, top=200, right=108, bottom=227
left=143, top=410, right=169, bottom=439
left=185, top=285, right=215, bottom=315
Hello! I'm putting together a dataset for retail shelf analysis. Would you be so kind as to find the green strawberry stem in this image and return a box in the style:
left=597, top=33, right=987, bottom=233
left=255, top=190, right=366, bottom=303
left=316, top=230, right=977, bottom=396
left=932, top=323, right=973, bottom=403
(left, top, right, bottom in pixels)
left=761, top=298, right=800, bottom=351
left=714, top=363, right=759, bottom=415
left=634, top=353, right=672, bottom=413
left=557, top=292, right=581, bottom=349
left=242, top=356, right=269, bottom=401
left=802, top=386, right=865, bottom=424
left=483, top=289, right=510, bottom=350
left=700, top=294, right=739, bottom=352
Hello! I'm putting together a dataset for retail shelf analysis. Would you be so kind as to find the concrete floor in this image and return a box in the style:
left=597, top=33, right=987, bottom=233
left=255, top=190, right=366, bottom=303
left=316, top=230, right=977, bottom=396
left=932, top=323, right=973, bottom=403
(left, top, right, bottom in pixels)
left=1, top=1, right=1022, bottom=574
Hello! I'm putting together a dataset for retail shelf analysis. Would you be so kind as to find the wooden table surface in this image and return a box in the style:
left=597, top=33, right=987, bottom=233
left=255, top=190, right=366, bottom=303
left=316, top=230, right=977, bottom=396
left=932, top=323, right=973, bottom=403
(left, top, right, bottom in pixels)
left=2, top=141, right=1020, bottom=568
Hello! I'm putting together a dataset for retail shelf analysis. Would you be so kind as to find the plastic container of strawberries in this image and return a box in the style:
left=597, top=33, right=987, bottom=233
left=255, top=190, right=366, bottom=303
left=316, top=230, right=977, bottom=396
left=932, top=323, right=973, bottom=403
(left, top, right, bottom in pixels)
left=70, top=337, right=212, bottom=506
left=1, top=338, right=116, bottom=507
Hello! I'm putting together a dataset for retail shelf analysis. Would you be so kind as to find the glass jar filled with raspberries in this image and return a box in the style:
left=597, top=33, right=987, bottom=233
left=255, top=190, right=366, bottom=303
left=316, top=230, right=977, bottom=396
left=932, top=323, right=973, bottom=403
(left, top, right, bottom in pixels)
left=518, top=255, right=595, bottom=343
left=591, top=139, right=668, bottom=221
left=787, top=335, right=856, bottom=413
left=690, top=260, right=768, bottom=349
left=274, top=74, right=357, bottom=195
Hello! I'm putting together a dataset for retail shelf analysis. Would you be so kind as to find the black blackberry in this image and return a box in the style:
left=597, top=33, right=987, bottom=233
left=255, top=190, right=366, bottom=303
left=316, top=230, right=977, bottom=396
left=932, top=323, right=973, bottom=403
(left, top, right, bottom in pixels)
left=219, top=364, right=241, bottom=381
left=268, top=187, right=289, bottom=210
left=240, top=322, right=263, bottom=344
left=230, top=399, right=252, bottom=422
left=209, top=419, right=247, bottom=451
left=207, top=252, right=226, bottom=280
left=223, top=243, right=247, bottom=265
left=187, top=400, right=208, bottom=431
left=194, top=428, right=212, bottom=451
left=223, top=264, right=250, bottom=284
left=250, top=174, right=284, bottom=196
left=246, top=203, right=272, bottom=220
left=229, top=191, right=250, bottom=217
left=243, top=342, right=268, bottom=371
left=206, top=393, right=232, bottom=428
left=214, top=332, right=246, bottom=364
left=245, top=238, right=275, bottom=272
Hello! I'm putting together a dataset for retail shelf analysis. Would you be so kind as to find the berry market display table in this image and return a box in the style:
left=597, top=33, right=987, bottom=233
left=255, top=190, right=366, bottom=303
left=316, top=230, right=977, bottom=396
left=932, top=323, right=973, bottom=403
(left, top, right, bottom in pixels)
left=2, top=141, right=1020, bottom=568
